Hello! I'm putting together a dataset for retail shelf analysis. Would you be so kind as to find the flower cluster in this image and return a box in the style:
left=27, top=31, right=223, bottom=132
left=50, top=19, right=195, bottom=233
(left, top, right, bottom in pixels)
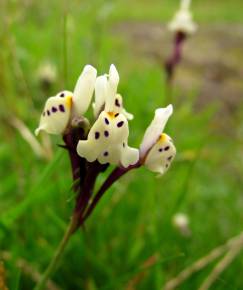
left=36, top=64, right=176, bottom=176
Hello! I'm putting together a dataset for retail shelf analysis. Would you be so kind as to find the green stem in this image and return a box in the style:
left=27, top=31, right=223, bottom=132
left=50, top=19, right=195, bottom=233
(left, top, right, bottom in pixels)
left=33, top=215, right=78, bottom=290
left=63, top=2, right=68, bottom=88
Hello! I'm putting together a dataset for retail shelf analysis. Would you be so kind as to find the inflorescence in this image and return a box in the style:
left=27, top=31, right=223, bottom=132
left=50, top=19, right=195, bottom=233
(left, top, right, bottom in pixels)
left=35, top=64, right=176, bottom=228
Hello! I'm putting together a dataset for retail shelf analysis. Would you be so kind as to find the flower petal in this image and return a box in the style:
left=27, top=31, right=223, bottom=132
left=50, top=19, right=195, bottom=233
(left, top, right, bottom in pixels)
left=97, top=144, right=122, bottom=165
left=77, top=111, right=137, bottom=167
left=72, top=65, right=97, bottom=117
left=115, top=94, right=134, bottom=120
left=144, top=133, right=176, bottom=176
left=93, top=75, right=108, bottom=118
left=168, top=1, right=197, bottom=35
left=181, top=0, right=191, bottom=10
left=140, top=105, right=173, bottom=158
left=122, top=109, right=134, bottom=121
left=105, top=64, right=120, bottom=112
left=120, top=144, right=139, bottom=167
left=35, top=91, right=72, bottom=135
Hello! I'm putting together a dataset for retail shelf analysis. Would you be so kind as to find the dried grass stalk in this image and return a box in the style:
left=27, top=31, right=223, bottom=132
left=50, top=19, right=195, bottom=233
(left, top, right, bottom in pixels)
left=164, top=232, right=243, bottom=290
left=198, top=243, right=243, bottom=290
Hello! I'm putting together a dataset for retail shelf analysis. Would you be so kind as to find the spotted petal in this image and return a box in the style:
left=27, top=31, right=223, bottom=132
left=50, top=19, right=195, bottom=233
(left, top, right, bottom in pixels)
left=35, top=91, right=72, bottom=135
left=140, top=105, right=173, bottom=159
left=144, top=133, right=176, bottom=176
left=93, top=64, right=133, bottom=120
left=72, top=65, right=97, bottom=117
left=115, top=94, right=134, bottom=120
left=77, top=111, right=138, bottom=167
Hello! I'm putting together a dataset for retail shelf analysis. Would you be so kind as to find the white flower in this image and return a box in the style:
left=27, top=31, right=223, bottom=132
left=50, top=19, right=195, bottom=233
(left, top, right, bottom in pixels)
left=93, top=75, right=108, bottom=118
left=168, top=0, right=197, bottom=35
left=77, top=64, right=139, bottom=167
left=37, top=62, right=57, bottom=86
left=35, top=90, right=73, bottom=135
left=140, top=105, right=176, bottom=176
left=72, top=65, right=97, bottom=118
left=172, top=213, right=191, bottom=236
left=35, top=65, right=97, bottom=135
left=115, top=94, right=134, bottom=121
left=93, top=74, right=133, bottom=120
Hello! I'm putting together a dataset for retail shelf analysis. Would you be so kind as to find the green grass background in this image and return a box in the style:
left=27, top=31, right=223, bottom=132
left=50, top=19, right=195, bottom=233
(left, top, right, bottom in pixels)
left=0, top=0, right=243, bottom=289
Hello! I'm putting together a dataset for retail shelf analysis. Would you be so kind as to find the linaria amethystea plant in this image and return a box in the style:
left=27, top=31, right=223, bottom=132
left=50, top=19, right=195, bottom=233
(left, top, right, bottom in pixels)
left=34, top=64, right=176, bottom=290
left=165, top=0, right=197, bottom=81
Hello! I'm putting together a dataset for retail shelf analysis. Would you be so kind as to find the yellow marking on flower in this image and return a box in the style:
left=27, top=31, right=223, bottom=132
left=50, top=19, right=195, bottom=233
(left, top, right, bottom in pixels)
left=158, top=133, right=167, bottom=143
left=65, top=96, right=73, bottom=108
left=107, top=112, right=116, bottom=119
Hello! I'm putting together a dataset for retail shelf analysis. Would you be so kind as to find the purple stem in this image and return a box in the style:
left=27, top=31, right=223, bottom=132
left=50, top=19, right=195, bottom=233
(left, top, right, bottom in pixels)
left=63, top=127, right=109, bottom=228
left=81, top=162, right=141, bottom=224
left=165, top=31, right=187, bottom=82
left=75, top=161, right=108, bottom=218
left=63, top=130, right=86, bottom=192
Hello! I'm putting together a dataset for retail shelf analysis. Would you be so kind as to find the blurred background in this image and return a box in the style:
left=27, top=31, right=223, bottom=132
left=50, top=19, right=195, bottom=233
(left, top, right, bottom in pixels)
left=0, top=0, right=242, bottom=289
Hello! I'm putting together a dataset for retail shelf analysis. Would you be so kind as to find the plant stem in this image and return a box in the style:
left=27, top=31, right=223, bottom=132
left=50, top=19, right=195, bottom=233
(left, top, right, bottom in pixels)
left=165, top=31, right=186, bottom=82
left=33, top=215, right=78, bottom=290
left=63, top=2, right=68, bottom=88
left=82, top=162, right=141, bottom=223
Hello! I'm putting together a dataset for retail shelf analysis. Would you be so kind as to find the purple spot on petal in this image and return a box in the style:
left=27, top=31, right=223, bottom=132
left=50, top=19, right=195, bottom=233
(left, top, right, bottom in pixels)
left=60, top=93, right=65, bottom=97
left=104, top=130, right=109, bottom=137
left=95, top=132, right=100, bottom=139
left=47, top=110, right=50, bottom=116
left=117, top=121, right=124, bottom=128
left=114, top=113, right=119, bottom=117
left=59, top=104, right=65, bottom=112
left=168, top=156, right=173, bottom=161
left=158, top=148, right=163, bottom=152
left=52, top=107, right=57, bottom=113
left=104, top=118, right=109, bottom=125
left=115, top=98, right=121, bottom=107
left=164, top=146, right=170, bottom=151
left=103, top=151, right=109, bottom=156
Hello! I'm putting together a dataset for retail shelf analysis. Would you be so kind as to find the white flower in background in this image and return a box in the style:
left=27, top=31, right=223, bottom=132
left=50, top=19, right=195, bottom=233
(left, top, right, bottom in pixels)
left=140, top=105, right=176, bottom=176
left=37, top=62, right=57, bottom=87
left=35, top=65, right=97, bottom=135
left=168, top=0, right=197, bottom=35
left=77, top=64, right=139, bottom=167
left=172, top=212, right=191, bottom=236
